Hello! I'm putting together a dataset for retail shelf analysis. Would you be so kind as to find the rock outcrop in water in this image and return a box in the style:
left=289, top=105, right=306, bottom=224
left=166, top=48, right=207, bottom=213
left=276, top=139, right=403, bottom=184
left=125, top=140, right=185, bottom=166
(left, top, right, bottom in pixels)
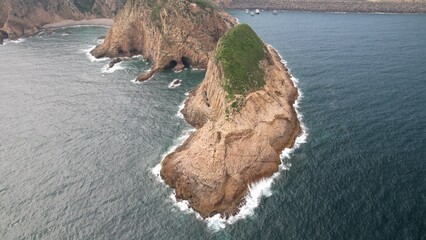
left=160, top=24, right=301, bottom=218
left=90, top=0, right=236, bottom=81
left=0, top=0, right=125, bottom=41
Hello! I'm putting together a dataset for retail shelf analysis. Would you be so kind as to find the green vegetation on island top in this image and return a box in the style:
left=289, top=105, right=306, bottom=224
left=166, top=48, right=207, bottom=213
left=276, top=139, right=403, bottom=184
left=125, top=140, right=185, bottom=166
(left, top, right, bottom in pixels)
left=188, top=0, right=217, bottom=9
left=216, top=24, right=266, bottom=101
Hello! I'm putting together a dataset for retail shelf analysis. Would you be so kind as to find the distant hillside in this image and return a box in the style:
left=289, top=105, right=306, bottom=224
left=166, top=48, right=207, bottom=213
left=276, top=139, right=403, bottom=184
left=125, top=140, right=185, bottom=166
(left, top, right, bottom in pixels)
left=214, top=0, right=426, bottom=13
left=0, top=0, right=126, bottom=40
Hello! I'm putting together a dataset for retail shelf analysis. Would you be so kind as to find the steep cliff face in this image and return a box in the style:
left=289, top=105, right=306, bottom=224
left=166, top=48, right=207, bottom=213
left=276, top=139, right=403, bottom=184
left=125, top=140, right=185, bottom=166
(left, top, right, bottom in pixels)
left=90, top=0, right=236, bottom=80
left=160, top=24, right=301, bottom=218
left=0, top=0, right=125, bottom=40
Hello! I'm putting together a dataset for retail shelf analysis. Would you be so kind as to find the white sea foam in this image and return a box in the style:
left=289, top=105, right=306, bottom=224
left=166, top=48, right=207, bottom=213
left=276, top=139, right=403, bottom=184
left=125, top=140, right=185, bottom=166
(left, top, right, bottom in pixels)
left=190, top=68, right=205, bottom=71
left=101, top=61, right=125, bottom=73
left=151, top=128, right=196, bottom=183
left=168, top=79, right=182, bottom=89
left=152, top=46, right=308, bottom=231
left=81, top=45, right=109, bottom=62
left=130, top=78, right=140, bottom=84
left=131, top=55, right=144, bottom=60
left=130, top=68, right=155, bottom=84
left=175, top=98, right=187, bottom=119
left=202, top=72, right=307, bottom=231
left=7, top=38, right=26, bottom=44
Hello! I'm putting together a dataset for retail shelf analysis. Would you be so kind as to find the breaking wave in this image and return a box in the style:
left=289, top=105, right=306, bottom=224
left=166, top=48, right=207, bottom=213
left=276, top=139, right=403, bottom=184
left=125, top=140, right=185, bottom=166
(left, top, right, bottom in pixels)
left=101, top=62, right=125, bottom=73
left=80, top=45, right=108, bottom=62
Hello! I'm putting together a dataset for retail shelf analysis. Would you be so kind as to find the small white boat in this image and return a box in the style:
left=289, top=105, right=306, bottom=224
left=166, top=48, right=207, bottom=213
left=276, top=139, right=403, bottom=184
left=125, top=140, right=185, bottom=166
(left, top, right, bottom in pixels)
left=250, top=11, right=255, bottom=16
left=273, top=10, right=278, bottom=15
left=255, top=9, right=260, bottom=14
left=245, top=9, right=249, bottom=14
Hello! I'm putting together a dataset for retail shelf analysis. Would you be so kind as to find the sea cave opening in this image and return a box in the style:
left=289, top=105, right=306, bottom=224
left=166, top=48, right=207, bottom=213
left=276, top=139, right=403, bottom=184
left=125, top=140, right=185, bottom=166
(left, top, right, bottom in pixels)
left=181, top=57, right=192, bottom=68
left=166, top=60, right=178, bottom=70
left=0, top=30, right=9, bottom=39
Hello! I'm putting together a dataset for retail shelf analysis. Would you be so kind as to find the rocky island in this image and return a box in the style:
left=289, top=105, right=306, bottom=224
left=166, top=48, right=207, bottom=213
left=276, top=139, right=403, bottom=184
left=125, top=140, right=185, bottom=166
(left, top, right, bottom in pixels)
left=91, top=0, right=301, bottom=218
left=90, top=0, right=236, bottom=81
left=2, top=0, right=302, bottom=219
left=160, top=24, right=301, bottom=218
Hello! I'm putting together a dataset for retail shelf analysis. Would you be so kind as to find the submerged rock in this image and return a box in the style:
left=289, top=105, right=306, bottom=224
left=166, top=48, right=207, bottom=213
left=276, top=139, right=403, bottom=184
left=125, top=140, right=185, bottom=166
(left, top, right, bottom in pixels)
left=168, top=79, right=182, bottom=89
left=91, top=0, right=236, bottom=79
left=136, top=70, right=155, bottom=82
left=0, top=30, right=8, bottom=45
left=160, top=24, right=301, bottom=218
left=108, top=58, right=123, bottom=68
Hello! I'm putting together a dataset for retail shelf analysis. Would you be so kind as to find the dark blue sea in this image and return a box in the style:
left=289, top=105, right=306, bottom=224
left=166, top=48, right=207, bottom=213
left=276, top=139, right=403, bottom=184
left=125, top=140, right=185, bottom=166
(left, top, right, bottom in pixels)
left=0, top=10, right=425, bottom=239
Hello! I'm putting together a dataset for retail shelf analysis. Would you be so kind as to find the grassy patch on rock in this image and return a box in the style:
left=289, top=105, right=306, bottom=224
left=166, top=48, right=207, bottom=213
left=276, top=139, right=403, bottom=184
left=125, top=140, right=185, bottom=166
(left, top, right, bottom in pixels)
left=216, top=24, right=266, bottom=97
left=215, top=24, right=266, bottom=117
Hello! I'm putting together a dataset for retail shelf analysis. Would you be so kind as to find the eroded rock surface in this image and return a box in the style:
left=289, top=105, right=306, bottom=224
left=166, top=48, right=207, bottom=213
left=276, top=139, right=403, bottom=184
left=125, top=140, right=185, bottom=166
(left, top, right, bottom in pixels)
left=160, top=24, right=301, bottom=218
left=0, top=0, right=124, bottom=40
left=90, top=0, right=236, bottom=80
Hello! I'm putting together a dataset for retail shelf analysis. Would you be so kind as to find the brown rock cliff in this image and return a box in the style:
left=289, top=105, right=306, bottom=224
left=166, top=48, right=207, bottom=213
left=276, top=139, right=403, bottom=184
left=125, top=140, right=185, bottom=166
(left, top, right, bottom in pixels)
left=160, top=24, right=301, bottom=218
left=0, top=0, right=124, bottom=40
left=90, top=0, right=236, bottom=80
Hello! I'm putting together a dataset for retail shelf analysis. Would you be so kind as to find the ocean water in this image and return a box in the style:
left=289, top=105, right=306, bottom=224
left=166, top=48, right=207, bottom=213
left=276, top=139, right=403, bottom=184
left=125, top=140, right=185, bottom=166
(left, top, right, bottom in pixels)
left=1, top=11, right=425, bottom=239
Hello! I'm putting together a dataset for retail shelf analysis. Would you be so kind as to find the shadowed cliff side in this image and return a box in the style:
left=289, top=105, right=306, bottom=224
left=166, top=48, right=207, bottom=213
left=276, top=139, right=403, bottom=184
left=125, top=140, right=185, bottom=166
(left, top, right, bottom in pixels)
left=160, top=24, right=301, bottom=218
left=0, top=0, right=125, bottom=41
left=90, top=0, right=236, bottom=81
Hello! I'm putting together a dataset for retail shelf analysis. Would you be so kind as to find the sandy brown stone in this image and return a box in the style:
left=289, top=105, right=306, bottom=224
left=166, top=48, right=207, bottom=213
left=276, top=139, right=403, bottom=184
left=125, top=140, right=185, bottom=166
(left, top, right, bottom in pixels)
left=90, top=0, right=236, bottom=76
left=160, top=42, right=301, bottom=218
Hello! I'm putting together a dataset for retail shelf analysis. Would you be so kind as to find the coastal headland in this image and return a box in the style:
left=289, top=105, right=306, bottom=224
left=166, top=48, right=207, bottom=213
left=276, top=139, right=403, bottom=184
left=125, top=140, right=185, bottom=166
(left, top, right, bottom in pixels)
left=90, top=0, right=236, bottom=81
left=160, top=23, right=301, bottom=218
left=90, top=0, right=301, bottom=218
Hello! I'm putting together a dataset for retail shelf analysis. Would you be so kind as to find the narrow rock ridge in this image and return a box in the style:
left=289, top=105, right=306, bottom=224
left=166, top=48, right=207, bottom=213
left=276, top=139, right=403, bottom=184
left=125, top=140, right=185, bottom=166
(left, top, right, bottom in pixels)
left=90, top=0, right=236, bottom=81
left=160, top=24, right=301, bottom=218
left=0, top=0, right=124, bottom=41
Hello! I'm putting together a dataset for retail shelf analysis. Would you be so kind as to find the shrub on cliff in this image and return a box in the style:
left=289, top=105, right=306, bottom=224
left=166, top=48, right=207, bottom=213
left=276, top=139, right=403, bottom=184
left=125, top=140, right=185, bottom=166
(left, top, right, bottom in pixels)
left=216, top=24, right=266, bottom=98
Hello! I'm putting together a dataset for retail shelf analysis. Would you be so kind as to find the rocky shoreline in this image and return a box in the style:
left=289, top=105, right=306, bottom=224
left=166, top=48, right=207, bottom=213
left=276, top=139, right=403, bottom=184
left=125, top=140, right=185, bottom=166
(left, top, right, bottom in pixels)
left=0, top=0, right=123, bottom=43
left=160, top=24, right=301, bottom=218
left=91, top=0, right=303, bottom=219
left=91, top=0, right=236, bottom=81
